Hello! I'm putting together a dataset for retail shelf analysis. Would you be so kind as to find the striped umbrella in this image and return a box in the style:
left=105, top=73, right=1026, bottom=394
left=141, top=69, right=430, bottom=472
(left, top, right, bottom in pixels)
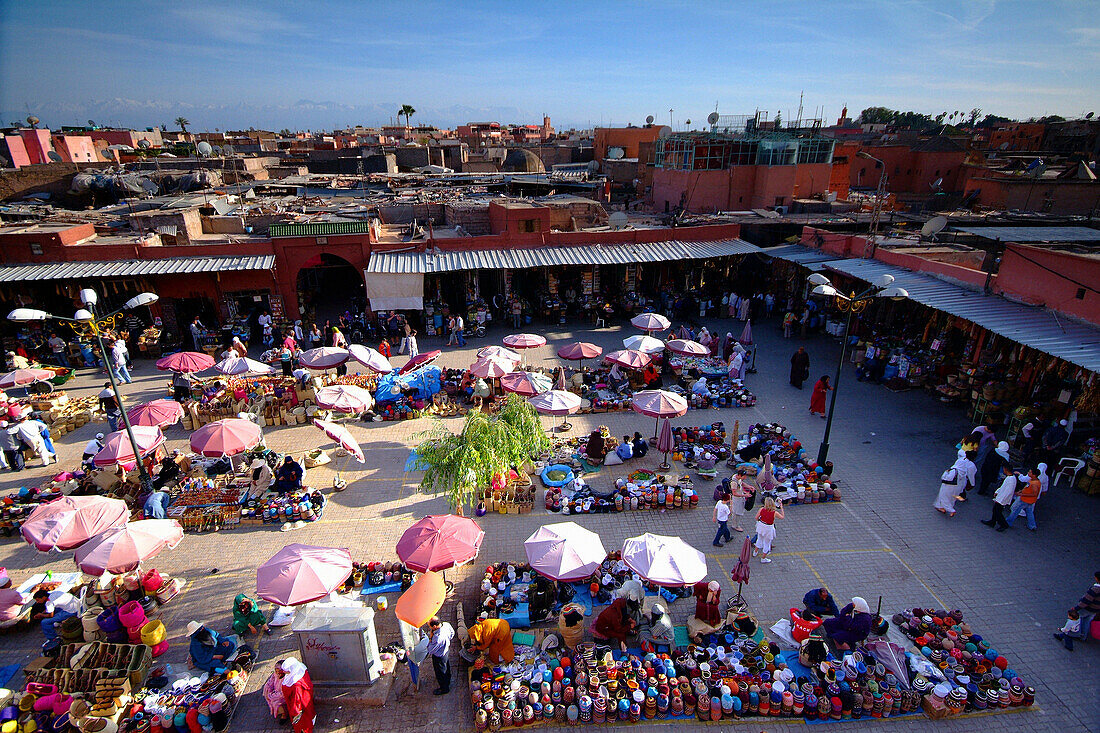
left=501, top=370, right=552, bottom=397
left=630, top=312, right=671, bottom=333
left=155, top=351, right=214, bottom=374
left=299, top=347, right=350, bottom=370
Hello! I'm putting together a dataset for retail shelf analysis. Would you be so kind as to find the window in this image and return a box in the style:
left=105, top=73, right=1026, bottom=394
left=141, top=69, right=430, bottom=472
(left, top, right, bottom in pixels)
left=774, top=197, right=785, bottom=207
left=1077, top=288, right=1087, bottom=300
left=935, top=169, right=940, bottom=176
left=29, top=242, right=43, bottom=255
left=316, top=236, right=328, bottom=245
left=520, top=219, right=537, bottom=233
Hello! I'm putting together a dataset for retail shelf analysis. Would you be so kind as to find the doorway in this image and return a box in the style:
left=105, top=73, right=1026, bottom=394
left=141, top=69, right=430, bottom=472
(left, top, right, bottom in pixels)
left=296, top=254, right=366, bottom=327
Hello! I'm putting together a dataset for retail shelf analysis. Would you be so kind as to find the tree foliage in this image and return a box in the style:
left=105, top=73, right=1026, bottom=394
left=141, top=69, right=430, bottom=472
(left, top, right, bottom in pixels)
left=414, top=393, right=549, bottom=512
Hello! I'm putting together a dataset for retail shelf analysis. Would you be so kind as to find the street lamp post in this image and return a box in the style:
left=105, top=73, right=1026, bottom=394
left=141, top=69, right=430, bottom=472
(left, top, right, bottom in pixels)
left=8, top=289, right=159, bottom=491
left=807, top=273, right=908, bottom=467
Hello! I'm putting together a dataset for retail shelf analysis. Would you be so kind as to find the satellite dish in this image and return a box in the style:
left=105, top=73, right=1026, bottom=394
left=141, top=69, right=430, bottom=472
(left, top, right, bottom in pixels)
left=47, top=151, right=63, bottom=162
left=608, top=211, right=629, bottom=228
left=657, top=126, right=672, bottom=139
left=707, top=112, right=720, bottom=125
left=930, top=177, right=943, bottom=190
left=137, top=139, right=151, bottom=149
left=998, top=142, right=1009, bottom=150
left=1086, top=112, right=1095, bottom=119
left=608, top=147, right=625, bottom=160
left=645, top=115, right=654, bottom=125
left=196, top=141, right=213, bottom=157
left=586, top=160, right=600, bottom=174
left=212, top=146, right=223, bottom=155
left=920, top=216, right=948, bottom=240
left=223, top=144, right=235, bottom=155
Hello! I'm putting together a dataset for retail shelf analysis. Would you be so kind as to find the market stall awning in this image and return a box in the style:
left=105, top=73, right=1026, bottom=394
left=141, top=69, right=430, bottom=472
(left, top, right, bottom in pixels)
left=761, top=243, right=838, bottom=271
left=365, top=239, right=761, bottom=274
left=822, top=257, right=1100, bottom=374
left=364, top=271, right=424, bottom=311
left=0, top=255, right=275, bottom=283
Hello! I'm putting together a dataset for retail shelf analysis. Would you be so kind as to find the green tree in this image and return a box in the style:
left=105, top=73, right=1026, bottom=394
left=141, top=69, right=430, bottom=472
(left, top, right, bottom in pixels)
left=174, top=116, right=190, bottom=134
left=399, top=104, right=416, bottom=128
left=967, top=108, right=982, bottom=126
left=977, top=114, right=1013, bottom=128
left=859, top=106, right=897, bottom=124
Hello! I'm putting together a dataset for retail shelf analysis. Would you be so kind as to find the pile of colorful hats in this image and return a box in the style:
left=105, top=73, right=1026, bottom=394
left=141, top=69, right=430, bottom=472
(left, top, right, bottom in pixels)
left=113, top=602, right=167, bottom=659
left=894, top=607, right=1036, bottom=714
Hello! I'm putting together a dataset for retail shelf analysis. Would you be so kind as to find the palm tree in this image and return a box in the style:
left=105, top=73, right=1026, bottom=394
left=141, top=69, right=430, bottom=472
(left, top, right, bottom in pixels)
left=398, top=104, right=416, bottom=129
left=174, top=117, right=190, bottom=134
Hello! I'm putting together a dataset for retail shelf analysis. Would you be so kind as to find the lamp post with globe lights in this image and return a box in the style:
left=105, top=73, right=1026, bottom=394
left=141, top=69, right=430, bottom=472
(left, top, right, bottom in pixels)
left=8, top=289, right=159, bottom=490
left=806, top=272, right=908, bottom=467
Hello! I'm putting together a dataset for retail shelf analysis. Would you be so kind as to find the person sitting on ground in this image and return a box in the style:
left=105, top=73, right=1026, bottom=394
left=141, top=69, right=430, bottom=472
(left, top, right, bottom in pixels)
left=823, top=596, right=872, bottom=650
left=465, top=616, right=514, bottom=663
left=593, top=596, right=638, bottom=649
left=187, top=621, right=238, bottom=673
left=233, top=594, right=272, bottom=636
left=273, top=456, right=304, bottom=494
left=640, top=597, right=677, bottom=652
left=1055, top=569, right=1100, bottom=650
left=0, top=576, right=23, bottom=626
left=803, top=587, right=840, bottom=618
left=584, top=430, right=608, bottom=465
left=615, top=435, right=633, bottom=462
left=248, top=457, right=274, bottom=499
left=632, top=432, right=649, bottom=458
left=607, top=364, right=628, bottom=392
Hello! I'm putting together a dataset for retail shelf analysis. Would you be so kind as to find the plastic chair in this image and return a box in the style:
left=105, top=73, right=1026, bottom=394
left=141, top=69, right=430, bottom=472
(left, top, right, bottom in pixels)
left=1053, top=457, right=1085, bottom=488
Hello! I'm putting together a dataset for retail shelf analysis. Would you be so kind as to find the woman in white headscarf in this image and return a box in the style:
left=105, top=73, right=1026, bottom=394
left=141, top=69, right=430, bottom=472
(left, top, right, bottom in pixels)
left=934, top=449, right=976, bottom=517
left=276, top=659, right=314, bottom=733
left=1036, top=462, right=1050, bottom=495
left=732, top=343, right=748, bottom=381
left=698, top=327, right=712, bottom=354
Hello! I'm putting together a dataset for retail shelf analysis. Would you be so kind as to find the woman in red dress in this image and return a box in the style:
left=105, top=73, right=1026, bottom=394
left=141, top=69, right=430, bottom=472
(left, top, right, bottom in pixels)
left=276, top=659, right=315, bottom=733
left=809, top=375, right=830, bottom=418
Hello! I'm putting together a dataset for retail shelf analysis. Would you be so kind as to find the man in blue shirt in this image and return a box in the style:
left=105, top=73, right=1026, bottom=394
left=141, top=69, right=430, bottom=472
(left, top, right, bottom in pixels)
left=803, top=587, right=840, bottom=618
left=615, top=436, right=633, bottom=462
left=424, top=616, right=454, bottom=695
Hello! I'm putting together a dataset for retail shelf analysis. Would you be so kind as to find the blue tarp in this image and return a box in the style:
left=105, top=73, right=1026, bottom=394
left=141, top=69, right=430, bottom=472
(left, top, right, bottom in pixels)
left=374, top=366, right=442, bottom=403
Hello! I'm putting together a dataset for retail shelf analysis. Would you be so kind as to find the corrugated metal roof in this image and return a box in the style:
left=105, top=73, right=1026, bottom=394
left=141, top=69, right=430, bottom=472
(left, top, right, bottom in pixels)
left=269, top=222, right=371, bottom=238
left=0, top=255, right=275, bottom=283
left=822, top=257, right=1100, bottom=373
left=954, top=226, right=1100, bottom=243
left=366, top=239, right=760, bottom=274
left=762, top=244, right=837, bottom=271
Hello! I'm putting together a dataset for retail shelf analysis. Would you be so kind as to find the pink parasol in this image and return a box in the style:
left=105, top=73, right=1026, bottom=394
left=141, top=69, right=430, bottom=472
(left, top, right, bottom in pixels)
left=630, top=312, right=671, bottom=333
left=529, top=389, right=581, bottom=431
left=126, top=399, right=184, bottom=428
left=21, top=496, right=130, bottom=552
left=503, top=333, right=546, bottom=349
left=469, top=355, right=515, bottom=379
left=315, top=384, right=374, bottom=413
left=348, top=344, right=393, bottom=373
left=397, top=515, right=485, bottom=573
left=256, top=543, right=353, bottom=606
left=312, top=418, right=365, bottom=463
left=605, top=349, right=653, bottom=370
left=729, top=535, right=753, bottom=602
left=633, top=389, right=689, bottom=442
left=93, top=426, right=165, bottom=468
left=656, top=417, right=675, bottom=470
left=621, top=533, right=708, bottom=587
left=477, top=345, right=521, bottom=363
left=73, top=519, right=183, bottom=576
left=501, top=370, right=552, bottom=397
left=666, top=339, right=709, bottom=356
left=739, top=320, right=754, bottom=345
left=524, top=522, right=606, bottom=582
left=189, top=418, right=262, bottom=457
left=0, top=368, right=54, bottom=388
left=213, top=355, right=275, bottom=376
left=555, top=367, right=567, bottom=391
left=556, top=342, right=602, bottom=361
left=299, top=347, right=350, bottom=370
left=399, top=349, right=442, bottom=375
left=156, top=351, right=214, bottom=374
left=623, top=335, right=665, bottom=354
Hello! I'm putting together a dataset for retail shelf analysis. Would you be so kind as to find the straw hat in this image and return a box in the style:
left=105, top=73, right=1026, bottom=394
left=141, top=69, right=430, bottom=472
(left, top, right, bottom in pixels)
left=185, top=621, right=203, bottom=637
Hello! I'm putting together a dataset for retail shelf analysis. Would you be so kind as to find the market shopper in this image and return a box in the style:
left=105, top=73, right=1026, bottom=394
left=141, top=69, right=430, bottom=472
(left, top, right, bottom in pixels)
left=982, top=463, right=1017, bottom=531
left=752, top=496, right=784, bottom=563
left=15, top=417, right=53, bottom=466
left=593, top=596, right=639, bottom=649
left=111, top=339, right=132, bottom=384
left=934, top=449, right=976, bottom=517
left=583, top=430, right=608, bottom=465
left=712, top=492, right=732, bottom=547
left=729, top=475, right=749, bottom=532
left=977, top=441, right=1011, bottom=495
left=823, top=597, right=873, bottom=650
left=789, top=347, right=810, bottom=389
left=809, top=375, right=831, bottom=417
left=262, top=670, right=289, bottom=725
left=1005, top=467, right=1042, bottom=531
left=277, top=659, right=315, bottom=733
left=424, top=615, right=454, bottom=695
left=803, top=587, right=840, bottom=617
left=1055, top=570, right=1100, bottom=650
left=47, top=332, right=70, bottom=368
left=143, top=489, right=171, bottom=519
left=1041, top=419, right=1070, bottom=468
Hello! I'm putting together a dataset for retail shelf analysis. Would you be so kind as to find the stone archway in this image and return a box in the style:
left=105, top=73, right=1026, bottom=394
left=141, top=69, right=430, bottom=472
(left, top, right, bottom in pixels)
left=295, top=253, right=365, bottom=326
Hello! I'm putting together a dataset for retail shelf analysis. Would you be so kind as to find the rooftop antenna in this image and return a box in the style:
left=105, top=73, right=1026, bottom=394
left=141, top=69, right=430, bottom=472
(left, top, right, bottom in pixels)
left=645, top=114, right=654, bottom=126
left=797, top=90, right=804, bottom=128
left=707, top=111, right=720, bottom=131
left=669, top=109, right=674, bottom=130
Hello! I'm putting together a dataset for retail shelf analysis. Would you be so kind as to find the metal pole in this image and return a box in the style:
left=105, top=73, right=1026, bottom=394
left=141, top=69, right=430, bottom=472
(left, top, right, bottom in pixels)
left=92, top=306, right=153, bottom=492
left=816, top=305, right=854, bottom=467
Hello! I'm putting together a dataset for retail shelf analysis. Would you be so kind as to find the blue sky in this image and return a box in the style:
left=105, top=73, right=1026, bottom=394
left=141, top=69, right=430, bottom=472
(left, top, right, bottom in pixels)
left=1, top=0, right=1096, bottom=131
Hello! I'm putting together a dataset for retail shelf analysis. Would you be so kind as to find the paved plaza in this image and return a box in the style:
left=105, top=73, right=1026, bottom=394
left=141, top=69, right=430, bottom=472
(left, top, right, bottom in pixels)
left=0, top=314, right=1097, bottom=733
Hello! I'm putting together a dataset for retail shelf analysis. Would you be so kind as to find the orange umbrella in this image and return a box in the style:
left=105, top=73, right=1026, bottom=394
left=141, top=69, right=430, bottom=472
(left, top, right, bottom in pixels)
left=394, top=571, right=446, bottom=628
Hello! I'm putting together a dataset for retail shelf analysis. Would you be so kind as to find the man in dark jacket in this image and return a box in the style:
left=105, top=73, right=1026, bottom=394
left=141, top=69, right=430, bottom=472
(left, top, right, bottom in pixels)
left=803, top=587, right=840, bottom=617
left=790, top=347, right=810, bottom=389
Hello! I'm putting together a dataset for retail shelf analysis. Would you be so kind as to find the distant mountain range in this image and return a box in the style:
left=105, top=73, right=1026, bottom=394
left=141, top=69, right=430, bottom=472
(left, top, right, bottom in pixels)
left=0, top=98, right=573, bottom=132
